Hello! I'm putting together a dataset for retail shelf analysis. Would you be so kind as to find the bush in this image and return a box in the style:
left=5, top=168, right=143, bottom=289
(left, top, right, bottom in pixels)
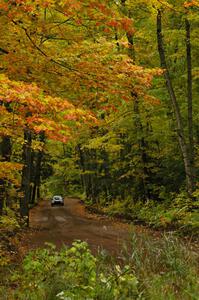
left=0, top=208, right=21, bottom=268
left=98, top=192, right=199, bottom=233
left=10, top=241, right=139, bottom=300
left=3, top=237, right=198, bottom=300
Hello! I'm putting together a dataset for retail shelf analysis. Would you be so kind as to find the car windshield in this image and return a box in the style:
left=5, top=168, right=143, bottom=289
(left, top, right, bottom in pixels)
left=53, top=196, right=62, bottom=200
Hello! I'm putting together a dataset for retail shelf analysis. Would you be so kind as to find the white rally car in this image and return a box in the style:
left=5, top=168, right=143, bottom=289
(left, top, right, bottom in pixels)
left=51, top=195, right=64, bottom=206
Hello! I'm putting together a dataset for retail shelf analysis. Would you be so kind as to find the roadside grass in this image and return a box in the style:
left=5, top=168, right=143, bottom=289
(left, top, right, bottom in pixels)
left=122, top=232, right=199, bottom=299
left=0, top=233, right=198, bottom=300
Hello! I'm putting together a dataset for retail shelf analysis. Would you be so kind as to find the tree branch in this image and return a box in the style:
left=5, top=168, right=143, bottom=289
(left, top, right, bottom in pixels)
left=0, top=47, right=9, bottom=54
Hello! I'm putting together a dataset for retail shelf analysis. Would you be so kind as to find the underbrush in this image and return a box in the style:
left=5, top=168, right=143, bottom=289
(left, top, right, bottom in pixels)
left=0, top=207, right=21, bottom=267
left=90, top=193, right=199, bottom=235
left=0, top=206, right=27, bottom=298
left=1, top=235, right=198, bottom=300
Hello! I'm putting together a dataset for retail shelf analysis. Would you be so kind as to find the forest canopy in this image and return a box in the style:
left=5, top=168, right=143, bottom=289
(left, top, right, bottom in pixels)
left=0, top=0, right=199, bottom=231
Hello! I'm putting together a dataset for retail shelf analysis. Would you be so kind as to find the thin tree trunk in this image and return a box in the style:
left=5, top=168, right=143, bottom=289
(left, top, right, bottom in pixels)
left=127, top=32, right=135, bottom=61
left=185, top=18, right=194, bottom=175
left=31, top=132, right=45, bottom=204
left=0, top=179, right=4, bottom=215
left=133, top=94, right=151, bottom=200
left=121, top=0, right=135, bottom=61
left=76, top=144, right=86, bottom=195
left=115, top=31, right=120, bottom=51
left=0, top=136, right=12, bottom=214
left=121, top=0, right=151, bottom=199
left=20, top=128, right=32, bottom=226
left=157, top=9, right=194, bottom=195
left=101, top=149, right=111, bottom=201
left=122, top=1, right=150, bottom=199
left=29, top=149, right=35, bottom=205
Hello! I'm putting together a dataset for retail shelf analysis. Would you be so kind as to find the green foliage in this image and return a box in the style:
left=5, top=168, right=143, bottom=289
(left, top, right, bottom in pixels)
left=40, top=141, right=83, bottom=198
left=0, top=207, right=21, bottom=272
left=96, top=192, right=199, bottom=234
left=85, top=132, right=123, bottom=154
left=10, top=241, right=138, bottom=300
left=0, top=207, right=20, bottom=233
left=3, top=237, right=198, bottom=300
left=103, top=197, right=134, bottom=218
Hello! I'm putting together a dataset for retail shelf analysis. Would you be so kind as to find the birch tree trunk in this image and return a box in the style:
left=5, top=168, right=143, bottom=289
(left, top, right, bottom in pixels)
left=157, top=9, right=194, bottom=195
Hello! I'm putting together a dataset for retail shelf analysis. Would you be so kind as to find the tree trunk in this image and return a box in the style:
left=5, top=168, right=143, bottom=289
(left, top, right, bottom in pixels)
left=157, top=9, right=194, bottom=195
left=0, top=179, right=4, bottom=215
left=29, top=149, right=35, bottom=205
left=0, top=136, right=12, bottom=214
left=121, top=0, right=151, bottom=199
left=76, top=144, right=87, bottom=195
left=185, top=18, right=194, bottom=177
left=20, top=128, right=32, bottom=226
left=133, top=94, right=151, bottom=200
left=121, top=0, right=135, bottom=61
left=31, top=132, right=45, bottom=204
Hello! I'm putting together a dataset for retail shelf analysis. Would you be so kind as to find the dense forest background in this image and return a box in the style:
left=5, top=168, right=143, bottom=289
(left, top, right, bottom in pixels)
left=0, top=1, right=199, bottom=299
left=0, top=0, right=199, bottom=231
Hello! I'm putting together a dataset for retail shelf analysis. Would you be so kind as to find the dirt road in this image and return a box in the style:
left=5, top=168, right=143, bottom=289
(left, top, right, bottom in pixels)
left=26, top=198, right=147, bottom=255
left=25, top=198, right=198, bottom=257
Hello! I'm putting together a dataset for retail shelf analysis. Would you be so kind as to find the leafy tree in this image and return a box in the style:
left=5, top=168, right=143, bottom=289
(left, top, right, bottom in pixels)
left=0, top=0, right=198, bottom=229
